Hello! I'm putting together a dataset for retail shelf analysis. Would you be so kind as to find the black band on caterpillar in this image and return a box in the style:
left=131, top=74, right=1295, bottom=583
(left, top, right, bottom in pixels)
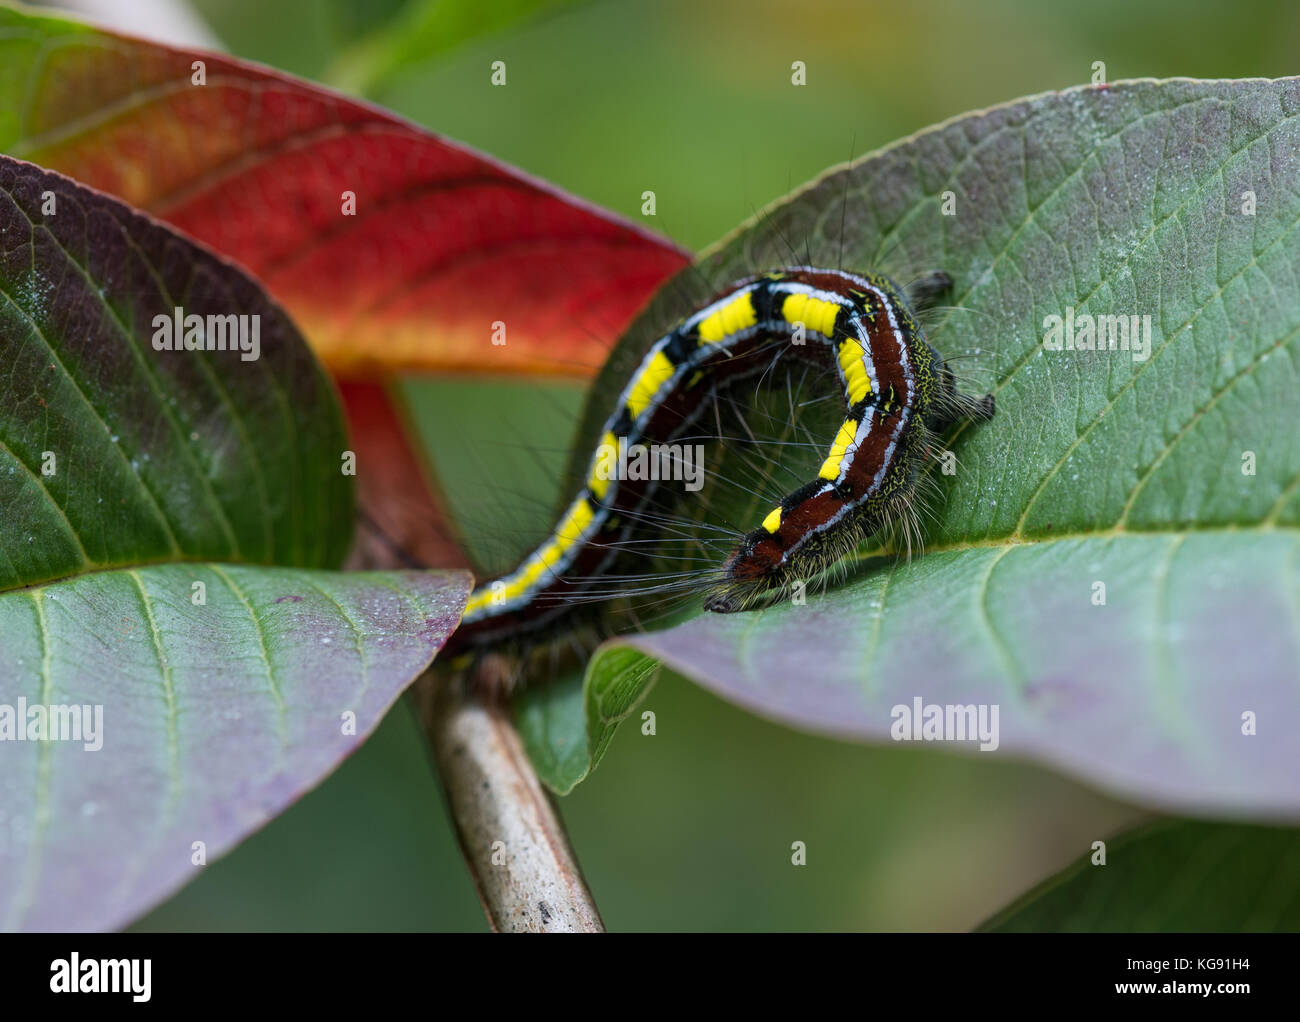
left=445, top=266, right=993, bottom=652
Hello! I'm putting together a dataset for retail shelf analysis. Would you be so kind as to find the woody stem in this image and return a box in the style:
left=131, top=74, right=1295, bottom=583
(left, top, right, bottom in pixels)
left=413, top=659, right=605, bottom=932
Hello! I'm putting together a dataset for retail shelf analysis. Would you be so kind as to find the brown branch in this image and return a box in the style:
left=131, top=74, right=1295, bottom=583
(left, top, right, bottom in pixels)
left=414, top=659, right=605, bottom=932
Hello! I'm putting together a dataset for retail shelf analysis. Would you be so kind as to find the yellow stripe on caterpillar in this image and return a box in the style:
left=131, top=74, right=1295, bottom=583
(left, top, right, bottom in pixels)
left=627, top=350, right=676, bottom=417
left=554, top=497, right=595, bottom=547
left=510, top=557, right=548, bottom=597
left=588, top=431, right=618, bottom=499
left=761, top=506, right=782, bottom=533
left=781, top=292, right=840, bottom=338
left=463, top=589, right=494, bottom=616
left=487, top=498, right=597, bottom=606
left=837, top=338, right=873, bottom=405
left=819, top=417, right=859, bottom=480
left=697, top=290, right=757, bottom=344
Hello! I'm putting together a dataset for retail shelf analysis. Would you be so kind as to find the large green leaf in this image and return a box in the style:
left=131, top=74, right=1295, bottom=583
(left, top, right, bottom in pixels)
left=0, top=154, right=470, bottom=930
left=980, top=820, right=1300, bottom=931
left=0, top=563, right=469, bottom=931
left=519, top=77, right=1300, bottom=804
left=0, top=155, right=351, bottom=584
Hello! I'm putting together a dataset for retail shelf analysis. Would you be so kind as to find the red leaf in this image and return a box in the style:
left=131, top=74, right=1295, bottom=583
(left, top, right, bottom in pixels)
left=7, top=9, right=690, bottom=379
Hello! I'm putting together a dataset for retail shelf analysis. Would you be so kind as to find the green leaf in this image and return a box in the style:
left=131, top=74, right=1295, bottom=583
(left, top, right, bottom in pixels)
left=0, top=154, right=472, bottom=930
left=979, top=820, right=1300, bottom=931
left=515, top=647, right=658, bottom=794
left=525, top=78, right=1300, bottom=806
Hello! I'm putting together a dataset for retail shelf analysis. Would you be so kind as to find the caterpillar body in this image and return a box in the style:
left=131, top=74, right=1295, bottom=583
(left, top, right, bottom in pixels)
left=445, top=266, right=993, bottom=654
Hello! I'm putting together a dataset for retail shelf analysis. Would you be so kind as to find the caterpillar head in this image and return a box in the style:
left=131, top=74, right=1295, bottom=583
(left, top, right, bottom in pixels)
left=703, top=527, right=787, bottom=613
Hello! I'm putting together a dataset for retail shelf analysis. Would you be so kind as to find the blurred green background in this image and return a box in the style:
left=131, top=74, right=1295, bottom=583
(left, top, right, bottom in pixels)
left=114, top=0, right=1300, bottom=931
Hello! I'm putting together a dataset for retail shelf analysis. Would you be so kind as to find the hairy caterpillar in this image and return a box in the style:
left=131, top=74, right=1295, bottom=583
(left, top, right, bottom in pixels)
left=443, top=266, right=993, bottom=654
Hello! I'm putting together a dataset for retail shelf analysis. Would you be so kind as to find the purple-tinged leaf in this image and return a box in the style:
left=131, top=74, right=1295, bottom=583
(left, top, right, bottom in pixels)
left=0, top=565, right=469, bottom=932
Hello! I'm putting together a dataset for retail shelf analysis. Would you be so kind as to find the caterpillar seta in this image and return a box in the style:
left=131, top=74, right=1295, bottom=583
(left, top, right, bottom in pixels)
left=442, top=265, right=994, bottom=656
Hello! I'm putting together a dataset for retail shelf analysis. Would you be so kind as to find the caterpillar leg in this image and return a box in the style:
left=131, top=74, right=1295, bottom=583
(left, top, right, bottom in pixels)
left=905, top=269, right=995, bottom=432
left=904, top=270, right=953, bottom=310
left=927, top=361, right=995, bottom=433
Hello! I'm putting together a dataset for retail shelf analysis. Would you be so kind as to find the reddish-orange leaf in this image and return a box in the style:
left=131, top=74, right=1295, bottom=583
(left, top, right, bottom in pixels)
left=2, top=8, right=690, bottom=380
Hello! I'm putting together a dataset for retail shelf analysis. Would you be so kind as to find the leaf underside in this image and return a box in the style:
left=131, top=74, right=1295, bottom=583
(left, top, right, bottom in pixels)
left=0, top=564, right=469, bottom=932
